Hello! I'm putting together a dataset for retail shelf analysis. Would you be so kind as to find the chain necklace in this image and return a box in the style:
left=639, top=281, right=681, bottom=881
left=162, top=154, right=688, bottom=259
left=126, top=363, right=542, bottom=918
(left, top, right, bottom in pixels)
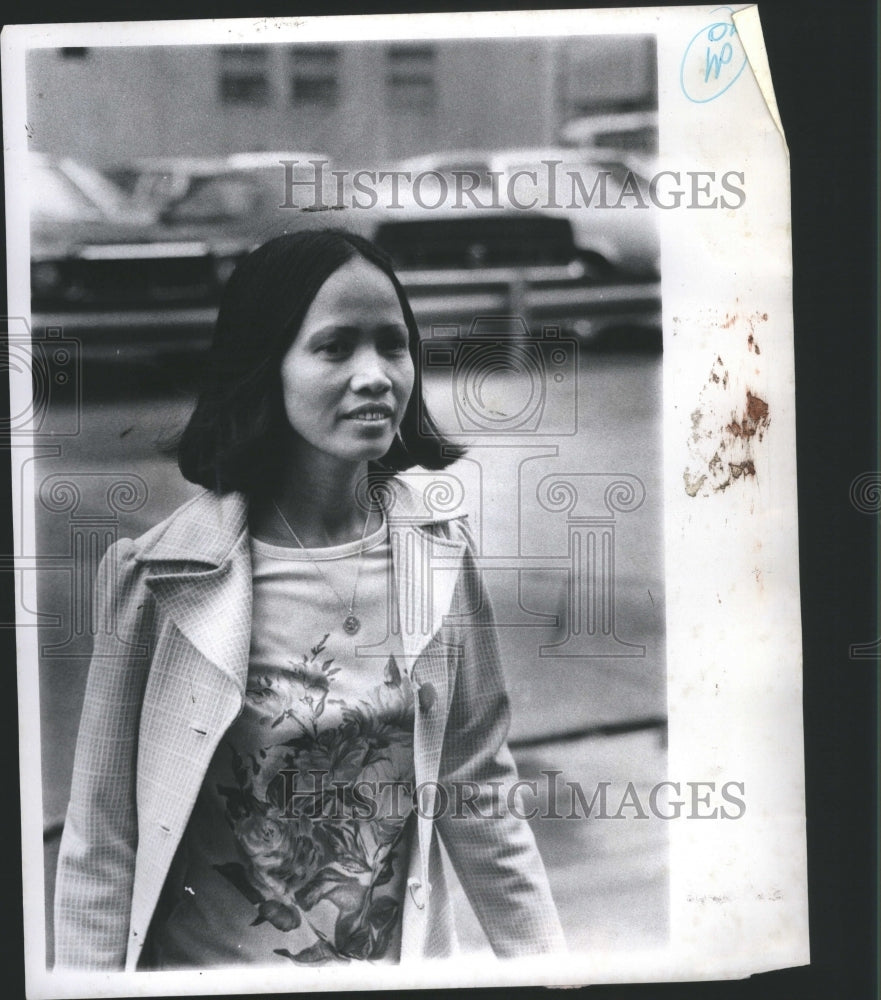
left=272, top=501, right=374, bottom=636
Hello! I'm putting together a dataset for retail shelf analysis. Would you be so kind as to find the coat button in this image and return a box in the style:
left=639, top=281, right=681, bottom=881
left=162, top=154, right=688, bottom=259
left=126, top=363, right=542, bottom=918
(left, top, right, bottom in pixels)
left=418, top=682, right=437, bottom=713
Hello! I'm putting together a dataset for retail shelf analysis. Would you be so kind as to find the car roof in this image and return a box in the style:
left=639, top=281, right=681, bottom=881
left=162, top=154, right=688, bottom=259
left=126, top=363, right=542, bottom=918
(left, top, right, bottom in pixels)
left=104, top=152, right=328, bottom=175
left=394, top=147, right=591, bottom=174
left=394, top=150, right=494, bottom=173
left=225, top=151, right=326, bottom=169
left=109, top=155, right=229, bottom=171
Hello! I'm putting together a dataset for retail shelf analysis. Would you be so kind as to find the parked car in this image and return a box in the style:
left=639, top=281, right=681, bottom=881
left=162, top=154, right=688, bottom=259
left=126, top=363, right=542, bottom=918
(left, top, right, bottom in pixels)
left=30, top=152, right=153, bottom=225
left=30, top=150, right=660, bottom=358
left=101, top=150, right=327, bottom=216
left=558, top=110, right=658, bottom=155
left=391, top=146, right=660, bottom=279
left=101, top=155, right=231, bottom=214
left=30, top=152, right=166, bottom=313
left=29, top=153, right=346, bottom=359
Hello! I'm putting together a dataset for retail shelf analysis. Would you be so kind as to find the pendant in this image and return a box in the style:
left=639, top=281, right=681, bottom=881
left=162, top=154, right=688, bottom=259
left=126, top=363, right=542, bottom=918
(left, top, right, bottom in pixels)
left=343, top=614, right=360, bottom=635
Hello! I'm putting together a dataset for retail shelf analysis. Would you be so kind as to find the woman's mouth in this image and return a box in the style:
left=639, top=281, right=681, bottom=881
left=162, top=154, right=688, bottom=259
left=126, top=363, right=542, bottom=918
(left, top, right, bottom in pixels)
left=344, top=404, right=395, bottom=423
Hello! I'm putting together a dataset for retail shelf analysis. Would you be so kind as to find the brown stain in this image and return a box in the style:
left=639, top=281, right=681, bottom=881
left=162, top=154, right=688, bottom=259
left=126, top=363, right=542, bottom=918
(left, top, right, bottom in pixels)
left=746, top=311, right=768, bottom=352
left=706, top=356, right=729, bottom=388
left=684, top=331, right=771, bottom=496
left=685, top=376, right=769, bottom=496
left=726, top=392, right=770, bottom=442
left=746, top=391, right=769, bottom=423
left=729, top=460, right=756, bottom=479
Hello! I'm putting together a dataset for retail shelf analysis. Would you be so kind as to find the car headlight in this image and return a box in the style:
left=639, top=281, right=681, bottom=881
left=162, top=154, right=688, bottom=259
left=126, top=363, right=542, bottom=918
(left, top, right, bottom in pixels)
left=212, top=254, right=243, bottom=286
left=30, top=261, right=66, bottom=298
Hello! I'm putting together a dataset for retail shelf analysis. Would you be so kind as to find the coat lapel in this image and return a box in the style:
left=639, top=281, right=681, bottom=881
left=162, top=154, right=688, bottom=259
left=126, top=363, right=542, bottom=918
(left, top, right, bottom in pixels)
left=136, top=491, right=252, bottom=697
left=387, top=519, right=465, bottom=677
left=385, top=485, right=467, bottom=900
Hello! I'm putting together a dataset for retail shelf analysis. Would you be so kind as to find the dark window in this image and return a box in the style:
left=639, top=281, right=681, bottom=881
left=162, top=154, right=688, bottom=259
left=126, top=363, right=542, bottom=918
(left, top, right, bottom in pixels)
left=290, top=46, right=340, bottom=107
left=386, top=45, right=436, bottom=113
left=59, top=48, right=89, bottom=59
left=560, top=36, right=657, bottom=116
left=219, top=47, right=270, bottom=106
left=164, top=175, right=268, bottom=224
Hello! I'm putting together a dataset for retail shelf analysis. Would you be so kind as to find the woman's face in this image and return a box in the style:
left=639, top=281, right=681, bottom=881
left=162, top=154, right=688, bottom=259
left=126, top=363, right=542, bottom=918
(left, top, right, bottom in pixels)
left=280, top=257, right=415, bottom=468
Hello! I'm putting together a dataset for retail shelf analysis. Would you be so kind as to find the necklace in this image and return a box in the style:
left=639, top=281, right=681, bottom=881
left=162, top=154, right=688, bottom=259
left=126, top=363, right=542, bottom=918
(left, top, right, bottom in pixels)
left=272, top=501, right=374, bottom=636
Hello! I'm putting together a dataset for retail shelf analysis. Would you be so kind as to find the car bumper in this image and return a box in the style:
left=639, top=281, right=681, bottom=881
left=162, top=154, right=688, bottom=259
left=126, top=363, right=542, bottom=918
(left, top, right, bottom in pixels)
left=32, top=273, right=661, bottom=358
left=30, top=305, right=220, bottom=360
left=399, top=268, right=661, bottom=345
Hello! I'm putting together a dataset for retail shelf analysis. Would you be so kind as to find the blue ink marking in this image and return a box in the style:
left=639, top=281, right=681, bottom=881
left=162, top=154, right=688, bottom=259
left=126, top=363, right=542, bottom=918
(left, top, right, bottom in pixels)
left=680, top=7, right=748, bottom=104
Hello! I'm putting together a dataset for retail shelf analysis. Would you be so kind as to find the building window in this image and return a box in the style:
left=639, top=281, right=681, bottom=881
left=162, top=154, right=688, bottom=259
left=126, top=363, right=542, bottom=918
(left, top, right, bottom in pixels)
left=385, top=45, right=436, bottom=113
left=219, top=46, right=270, bottom=106
left=559, top=36, right=657, bottom=116
left=59, top=48, right=89, bottom=59
left=290, top=46, right=340, bottom=107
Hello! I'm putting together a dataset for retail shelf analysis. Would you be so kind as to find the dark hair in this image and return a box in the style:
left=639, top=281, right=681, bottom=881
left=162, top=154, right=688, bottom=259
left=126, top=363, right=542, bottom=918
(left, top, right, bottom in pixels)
left=178, top=229, right=464, bottom=495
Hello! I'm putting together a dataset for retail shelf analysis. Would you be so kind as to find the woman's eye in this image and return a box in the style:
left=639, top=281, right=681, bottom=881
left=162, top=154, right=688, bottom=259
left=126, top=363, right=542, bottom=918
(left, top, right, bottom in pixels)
left=380, top=334, right=409, bottom=354
left=318, top=340, right=351, bottom=358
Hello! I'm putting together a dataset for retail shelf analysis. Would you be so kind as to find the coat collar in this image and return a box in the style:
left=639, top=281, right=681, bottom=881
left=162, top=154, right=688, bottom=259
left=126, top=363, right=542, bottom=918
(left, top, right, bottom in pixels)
left=136, top=477, right=468, bottom=689
left=135, top=477, right=463, bottom=568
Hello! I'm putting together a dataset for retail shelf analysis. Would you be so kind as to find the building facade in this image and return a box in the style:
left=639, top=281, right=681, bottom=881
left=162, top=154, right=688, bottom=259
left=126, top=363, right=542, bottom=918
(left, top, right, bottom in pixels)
left=27, top=35, right=656, bottom=169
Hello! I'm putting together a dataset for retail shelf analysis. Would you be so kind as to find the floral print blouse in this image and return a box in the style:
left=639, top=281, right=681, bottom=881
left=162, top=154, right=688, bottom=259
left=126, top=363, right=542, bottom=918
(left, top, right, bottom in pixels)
left=148, top=524, right=415, bottom=967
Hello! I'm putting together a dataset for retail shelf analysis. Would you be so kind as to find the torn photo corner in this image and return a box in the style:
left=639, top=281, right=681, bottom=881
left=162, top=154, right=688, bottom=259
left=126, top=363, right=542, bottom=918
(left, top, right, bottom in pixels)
left=3, top=5, right=807, bottom=997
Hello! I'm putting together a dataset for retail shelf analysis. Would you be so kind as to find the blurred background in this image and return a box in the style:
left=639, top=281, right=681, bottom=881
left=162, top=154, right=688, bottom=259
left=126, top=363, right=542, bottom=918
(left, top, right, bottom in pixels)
left=24, top=34, right=666, bottom=963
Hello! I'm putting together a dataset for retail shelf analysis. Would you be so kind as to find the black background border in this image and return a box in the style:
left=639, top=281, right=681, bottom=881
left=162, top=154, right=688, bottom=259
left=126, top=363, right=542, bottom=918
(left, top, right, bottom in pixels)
left=2, top=2, right=878, bottom=998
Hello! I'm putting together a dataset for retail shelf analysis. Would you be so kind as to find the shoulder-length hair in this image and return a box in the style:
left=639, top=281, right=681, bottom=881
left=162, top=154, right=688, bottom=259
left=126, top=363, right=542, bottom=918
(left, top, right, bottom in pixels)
left=177, top=228, right=465, bottom=496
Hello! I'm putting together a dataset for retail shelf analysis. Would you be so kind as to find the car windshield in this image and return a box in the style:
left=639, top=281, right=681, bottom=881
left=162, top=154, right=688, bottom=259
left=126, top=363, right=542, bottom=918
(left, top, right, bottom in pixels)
left=61, top=158, right=130, bottom=215
left=31, top=161, right=109, bottom=222
left=161, top=163, right=326, bottom=223
left=162, top=174, right=268, bottom=224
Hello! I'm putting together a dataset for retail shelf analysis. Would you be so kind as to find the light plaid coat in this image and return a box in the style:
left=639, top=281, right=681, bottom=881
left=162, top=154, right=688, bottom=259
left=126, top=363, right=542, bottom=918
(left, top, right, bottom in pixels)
left=54, top=480, right=565, bottom=970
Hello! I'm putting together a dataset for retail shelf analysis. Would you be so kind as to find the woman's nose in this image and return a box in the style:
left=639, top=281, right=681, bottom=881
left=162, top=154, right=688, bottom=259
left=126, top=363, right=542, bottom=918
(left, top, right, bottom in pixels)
left=350, top=349, right=393, bottom=393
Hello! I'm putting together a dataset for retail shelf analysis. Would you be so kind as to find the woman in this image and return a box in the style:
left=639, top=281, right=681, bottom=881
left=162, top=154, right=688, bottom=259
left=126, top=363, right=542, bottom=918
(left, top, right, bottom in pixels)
left=54, top=229, right=565, bottom=971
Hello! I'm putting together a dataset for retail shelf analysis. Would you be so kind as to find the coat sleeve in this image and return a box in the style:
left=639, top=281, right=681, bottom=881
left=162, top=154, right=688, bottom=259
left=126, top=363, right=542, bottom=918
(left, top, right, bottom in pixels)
left=53, top=538, right=154, bottom=970
left=434, top=518, right=566, bottom=956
